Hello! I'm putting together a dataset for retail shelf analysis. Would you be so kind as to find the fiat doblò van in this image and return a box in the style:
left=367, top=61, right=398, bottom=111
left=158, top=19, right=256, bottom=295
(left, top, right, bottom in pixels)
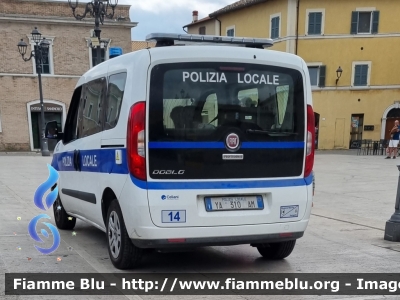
left=49, top=33, right=315, bottom=269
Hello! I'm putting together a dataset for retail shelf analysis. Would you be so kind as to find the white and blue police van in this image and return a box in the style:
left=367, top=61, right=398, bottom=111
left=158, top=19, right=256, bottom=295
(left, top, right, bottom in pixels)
left=48, top=33, right=316, bottom=270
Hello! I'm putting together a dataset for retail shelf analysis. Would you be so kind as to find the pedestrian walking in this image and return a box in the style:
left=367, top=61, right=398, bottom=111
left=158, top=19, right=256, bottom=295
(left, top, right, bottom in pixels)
left=386, top=120, right=400, bottom=159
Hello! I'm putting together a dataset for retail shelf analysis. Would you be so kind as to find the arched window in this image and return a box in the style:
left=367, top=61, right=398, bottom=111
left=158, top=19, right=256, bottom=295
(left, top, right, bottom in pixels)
left=387, top=108, right=400, bottom=118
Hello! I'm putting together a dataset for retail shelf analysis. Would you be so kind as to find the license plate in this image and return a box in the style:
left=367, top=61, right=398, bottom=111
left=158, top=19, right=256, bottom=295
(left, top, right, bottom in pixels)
left=205, top=196, right=264, bottom=212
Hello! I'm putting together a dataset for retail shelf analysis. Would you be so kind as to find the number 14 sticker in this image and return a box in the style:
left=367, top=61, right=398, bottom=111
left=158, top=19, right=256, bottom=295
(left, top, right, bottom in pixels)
left=161, top=210, right=186, bottom=223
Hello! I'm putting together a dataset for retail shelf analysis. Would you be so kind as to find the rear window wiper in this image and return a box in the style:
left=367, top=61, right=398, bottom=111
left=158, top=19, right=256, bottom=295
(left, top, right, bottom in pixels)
left=246, top=129, right=298, bottom=136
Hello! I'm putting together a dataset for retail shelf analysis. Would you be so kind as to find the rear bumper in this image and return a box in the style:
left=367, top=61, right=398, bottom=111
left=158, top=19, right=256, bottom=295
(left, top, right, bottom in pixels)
left=131, top=231, right=304, bottom=248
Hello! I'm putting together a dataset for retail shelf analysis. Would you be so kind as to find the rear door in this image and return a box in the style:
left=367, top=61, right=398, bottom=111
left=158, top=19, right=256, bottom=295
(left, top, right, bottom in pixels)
left=146, top=62, right=308, bottom=227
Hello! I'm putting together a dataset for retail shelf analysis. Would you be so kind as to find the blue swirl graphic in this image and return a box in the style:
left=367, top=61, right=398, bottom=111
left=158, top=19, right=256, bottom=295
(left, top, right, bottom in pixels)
left=28, top=214, right=60, bottom=255
left=34, top=164, right=59, bottom=211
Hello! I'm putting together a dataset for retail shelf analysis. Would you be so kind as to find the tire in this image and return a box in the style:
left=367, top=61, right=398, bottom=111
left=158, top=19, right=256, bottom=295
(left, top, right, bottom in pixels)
left=106, top=200, right=143, bottom=269
left=257, top=240, right=296, bottom=260
left=53, top=194, right=76, bottom=230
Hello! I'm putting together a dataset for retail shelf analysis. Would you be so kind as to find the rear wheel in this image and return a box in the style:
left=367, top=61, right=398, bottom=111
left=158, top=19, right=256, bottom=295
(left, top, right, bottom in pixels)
left=53, top=195, right=76, bottom=230
left=256, top=240, right=296, bottom=259
left=106, top=200, right=143, bottom=269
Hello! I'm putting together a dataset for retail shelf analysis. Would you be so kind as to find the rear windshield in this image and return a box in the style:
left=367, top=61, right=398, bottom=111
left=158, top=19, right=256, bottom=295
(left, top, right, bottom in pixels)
left=148, top=62, right=305, bottom=180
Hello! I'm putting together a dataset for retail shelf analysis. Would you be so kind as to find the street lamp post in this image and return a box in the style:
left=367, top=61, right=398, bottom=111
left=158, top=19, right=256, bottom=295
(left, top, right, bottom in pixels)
left=67, top=0, right=117, bottom=66
left=17, top=27, right=50, bottom=157
left=384, top=165, right=400, bottom=241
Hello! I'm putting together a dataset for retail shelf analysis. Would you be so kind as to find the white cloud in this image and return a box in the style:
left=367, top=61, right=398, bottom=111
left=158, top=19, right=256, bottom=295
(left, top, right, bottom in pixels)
left=119, top=0, right=231, bottom=17
left=126, top=0, right=233, bottom=40
left=53, top=0, right=234, bottom=40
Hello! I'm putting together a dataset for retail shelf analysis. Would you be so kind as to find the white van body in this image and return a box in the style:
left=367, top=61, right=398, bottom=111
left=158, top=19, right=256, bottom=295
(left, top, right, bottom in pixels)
left=51, top=34, right=315, bottom=269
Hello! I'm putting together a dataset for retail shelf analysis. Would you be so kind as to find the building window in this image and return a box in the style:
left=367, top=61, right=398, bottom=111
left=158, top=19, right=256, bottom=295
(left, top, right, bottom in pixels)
left=92, top=48, right=106, bottom=67
left=226, top=26, right=235, bottom=37
left=29, top=36, right=55, bottom=75
left=308, top=12, right=322, bottom=35
left=87, top=33, right=111, bottom=68
left=270, top=15, right=280, bottom=39
left=308, top=65, right=326, bottom=87
left=351, top=10, right=380, bottom=34
left=353, top=64, right=369, bottom=86
left=199, top=26, right=206, bottom=35
left=38, top=52, right=51, bottom=74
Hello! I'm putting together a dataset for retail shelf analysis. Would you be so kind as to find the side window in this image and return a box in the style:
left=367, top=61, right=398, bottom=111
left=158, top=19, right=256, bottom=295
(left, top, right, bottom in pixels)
left=105, top=73, right=127, bottom=130
left=276, top=85, right=290, bottom=125
left=81, top=77, right=106, bottom=137
left=63, top=86, right=83, bottom=144
left=202, top=93, right=218, bottom=126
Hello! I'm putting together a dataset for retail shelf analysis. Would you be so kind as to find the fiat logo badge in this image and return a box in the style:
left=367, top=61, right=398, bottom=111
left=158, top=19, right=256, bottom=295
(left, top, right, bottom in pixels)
left=226, top=133, right=240, bottom=151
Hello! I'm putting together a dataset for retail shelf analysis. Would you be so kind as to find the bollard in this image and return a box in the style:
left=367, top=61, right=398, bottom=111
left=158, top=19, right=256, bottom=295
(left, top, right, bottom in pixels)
left=384, top=164, right=400, bottom=241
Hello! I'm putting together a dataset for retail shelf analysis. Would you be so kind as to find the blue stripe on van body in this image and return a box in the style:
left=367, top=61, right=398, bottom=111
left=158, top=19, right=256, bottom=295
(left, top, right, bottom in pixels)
left=51, top=147, right=313, bottom=190
left=148, top=141, right=305, bottom=149
left=51, top=149, right=129, bottom=174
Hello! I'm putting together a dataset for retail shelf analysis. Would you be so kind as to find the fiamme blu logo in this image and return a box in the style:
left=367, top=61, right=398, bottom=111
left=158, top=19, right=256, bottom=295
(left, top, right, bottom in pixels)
left=28, top=164, right=60, bottom=254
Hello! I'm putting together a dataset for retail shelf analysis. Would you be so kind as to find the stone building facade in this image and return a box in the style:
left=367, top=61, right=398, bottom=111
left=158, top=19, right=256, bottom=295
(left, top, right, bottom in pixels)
left=0, top=0, right=136, bottom=151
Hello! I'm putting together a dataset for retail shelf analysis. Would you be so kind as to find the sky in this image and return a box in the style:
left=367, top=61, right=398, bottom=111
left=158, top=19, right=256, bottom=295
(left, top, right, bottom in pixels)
left=115, top=0, right=233, bottom=40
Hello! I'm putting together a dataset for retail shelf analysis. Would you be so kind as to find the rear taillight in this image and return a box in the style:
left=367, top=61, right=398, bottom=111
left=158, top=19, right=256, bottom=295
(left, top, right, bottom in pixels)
left=304, top=105, right=315, bottom=178
left=127, top=102, right=146, bottom=181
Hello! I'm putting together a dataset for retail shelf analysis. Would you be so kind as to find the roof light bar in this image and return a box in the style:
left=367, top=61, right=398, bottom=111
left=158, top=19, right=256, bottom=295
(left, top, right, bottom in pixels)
left=145, top=33, right=274, bottom=49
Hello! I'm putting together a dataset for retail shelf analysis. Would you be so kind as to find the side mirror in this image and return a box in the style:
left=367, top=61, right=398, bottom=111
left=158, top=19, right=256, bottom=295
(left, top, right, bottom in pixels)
left=45, top=120, right=63, bottom=140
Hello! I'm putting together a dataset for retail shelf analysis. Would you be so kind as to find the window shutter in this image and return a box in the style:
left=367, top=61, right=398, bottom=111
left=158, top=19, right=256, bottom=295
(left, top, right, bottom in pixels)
left=315, top=12, right=322, bottom=34
left=276, top=16, right=280, bottom=37
left=271, top=17, right=279, bottom=38
left=308, top=13, right=315, bottom=34
left=271, top=17, right=275, bottom=38
left=354, top=65, right=361, bottom=85
left=318, top=65, right=326, bottom=87
left=372, top=11, right=380, bottom=34
left=361, top=65, right=368, bottom=85
left=351, top=11, right=358, bottom=34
